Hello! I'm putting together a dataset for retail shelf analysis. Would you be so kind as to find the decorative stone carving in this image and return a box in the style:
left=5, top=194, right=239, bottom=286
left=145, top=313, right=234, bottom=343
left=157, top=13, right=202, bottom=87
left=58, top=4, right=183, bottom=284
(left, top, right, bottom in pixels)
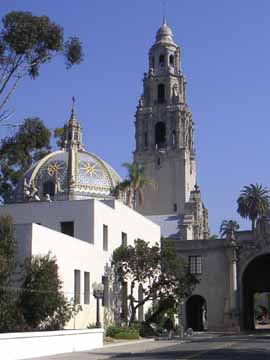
left=24, top=179, right=40, bottom=201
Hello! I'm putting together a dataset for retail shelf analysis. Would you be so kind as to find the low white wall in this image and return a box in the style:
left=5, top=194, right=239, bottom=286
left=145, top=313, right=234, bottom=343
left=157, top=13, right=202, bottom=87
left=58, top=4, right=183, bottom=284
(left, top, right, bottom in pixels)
left=0, top=329, right=104, bottom=360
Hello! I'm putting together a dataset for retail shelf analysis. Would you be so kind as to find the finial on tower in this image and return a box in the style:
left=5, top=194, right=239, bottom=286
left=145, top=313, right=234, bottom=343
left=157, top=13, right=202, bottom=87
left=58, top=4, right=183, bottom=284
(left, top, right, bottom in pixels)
left=69, top=96, right=77, bottom=125
left=72, top=96, right=76, bottom=109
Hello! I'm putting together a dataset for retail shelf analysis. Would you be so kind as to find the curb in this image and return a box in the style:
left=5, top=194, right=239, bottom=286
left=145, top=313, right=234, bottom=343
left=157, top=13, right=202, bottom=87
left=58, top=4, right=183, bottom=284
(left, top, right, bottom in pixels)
left=103, top=338, right=155, bottom=348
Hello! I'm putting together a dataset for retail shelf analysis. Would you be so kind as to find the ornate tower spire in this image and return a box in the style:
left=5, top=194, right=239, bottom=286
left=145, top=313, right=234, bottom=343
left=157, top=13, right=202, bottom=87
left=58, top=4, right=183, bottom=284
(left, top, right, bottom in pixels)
left=133, top=21, right=209, bottom=239
left=64, top=97, right=83, bottom=151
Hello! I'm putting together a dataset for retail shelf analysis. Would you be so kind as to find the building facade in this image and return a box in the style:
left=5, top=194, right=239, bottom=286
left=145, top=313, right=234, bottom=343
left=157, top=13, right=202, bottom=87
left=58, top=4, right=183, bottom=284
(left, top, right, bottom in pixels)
left=0, top=105, right=161, bottom=329
left=133, top=20, right=270, bottom=332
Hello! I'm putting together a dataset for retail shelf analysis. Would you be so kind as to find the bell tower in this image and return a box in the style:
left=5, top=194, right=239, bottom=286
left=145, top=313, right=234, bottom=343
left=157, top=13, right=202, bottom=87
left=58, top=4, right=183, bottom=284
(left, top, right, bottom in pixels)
left=134, top=20, right=209, bottom=239
left=134, top=19, right=196, bottom=216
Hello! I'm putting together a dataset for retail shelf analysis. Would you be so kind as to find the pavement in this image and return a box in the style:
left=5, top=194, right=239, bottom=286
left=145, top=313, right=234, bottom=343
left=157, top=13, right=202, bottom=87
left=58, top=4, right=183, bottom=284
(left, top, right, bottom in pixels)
left=29, top=331, right=270, bottom=359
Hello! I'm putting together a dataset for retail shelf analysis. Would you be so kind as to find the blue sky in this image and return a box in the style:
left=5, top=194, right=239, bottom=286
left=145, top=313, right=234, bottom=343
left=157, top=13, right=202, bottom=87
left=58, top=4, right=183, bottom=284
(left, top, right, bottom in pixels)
left=1, top=0, right=270, bottom=234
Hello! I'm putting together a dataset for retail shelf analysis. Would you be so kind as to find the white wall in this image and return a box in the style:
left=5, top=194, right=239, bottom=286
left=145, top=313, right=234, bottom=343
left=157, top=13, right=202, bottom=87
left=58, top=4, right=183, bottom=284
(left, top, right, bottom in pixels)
left=0, top=199, right=160, bottom=328
left=0, top=200, right=95, bottom=243
left=0, top=329, right=103, bottom=360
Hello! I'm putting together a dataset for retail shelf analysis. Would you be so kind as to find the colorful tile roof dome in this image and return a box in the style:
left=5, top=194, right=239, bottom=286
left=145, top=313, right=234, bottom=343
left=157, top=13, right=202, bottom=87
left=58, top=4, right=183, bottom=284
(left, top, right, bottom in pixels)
left=12, top=101, right=121, bottom=203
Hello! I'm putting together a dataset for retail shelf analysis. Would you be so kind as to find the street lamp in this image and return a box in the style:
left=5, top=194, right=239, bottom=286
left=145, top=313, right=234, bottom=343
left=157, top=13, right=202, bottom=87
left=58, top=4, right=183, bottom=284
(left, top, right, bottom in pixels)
left=92, top=282, right=104, bottom=328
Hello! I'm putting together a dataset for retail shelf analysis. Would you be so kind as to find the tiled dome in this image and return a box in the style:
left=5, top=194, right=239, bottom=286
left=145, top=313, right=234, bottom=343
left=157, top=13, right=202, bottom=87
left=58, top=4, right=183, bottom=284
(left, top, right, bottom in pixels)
left=13, top=150, right=121, bottom=202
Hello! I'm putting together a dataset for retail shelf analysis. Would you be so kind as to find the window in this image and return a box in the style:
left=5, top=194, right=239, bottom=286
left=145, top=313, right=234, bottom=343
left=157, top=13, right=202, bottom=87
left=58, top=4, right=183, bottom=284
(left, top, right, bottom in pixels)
left=189, top=256, right=202, bottom=275
left=121, top=281, right=128, bottom=321
left=138, top=284, right=144, bottom=322
left=144, top=132, right=148, bottom=147
left=159, top=54, right=165, bottom=67
left=60, top=221, right=74, bottom=237
left=155, top=121, right=166, bottom=146
left=102, top=275, right=109, bottom=307
left=169, top=54, right=174, bottom=66
left=103, top=225, right=108, bottom=251
left=172, top=130, right=176, bottom=146
left=74, top=269, right=81, bottom=304
left=158, top=84, right=165, bottom=104
left=84, top=272, right=90, bottom=304
left=43, top=181, right=55, bottom=197
left=122, top=232, right=127, bottom=247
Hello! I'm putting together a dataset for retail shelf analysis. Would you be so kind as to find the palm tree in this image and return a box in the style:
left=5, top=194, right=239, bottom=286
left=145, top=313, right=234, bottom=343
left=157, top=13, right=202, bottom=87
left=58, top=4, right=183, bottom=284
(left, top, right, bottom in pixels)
left=237, top=183, right=270, bottom=232
left=114, top=162, right=156, bottom=209
left=219, top=220, right=240, bottom=239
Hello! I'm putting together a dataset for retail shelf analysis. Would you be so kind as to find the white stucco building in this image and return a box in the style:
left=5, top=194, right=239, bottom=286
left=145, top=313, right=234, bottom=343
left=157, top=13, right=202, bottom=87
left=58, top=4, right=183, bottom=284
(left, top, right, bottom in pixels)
left=0, top=103, right=160, bottom=329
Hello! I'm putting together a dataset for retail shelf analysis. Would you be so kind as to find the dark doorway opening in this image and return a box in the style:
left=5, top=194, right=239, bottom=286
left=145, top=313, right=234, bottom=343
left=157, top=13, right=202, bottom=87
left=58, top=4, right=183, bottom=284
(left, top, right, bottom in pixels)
left=186, top=295, right=207, bottom=331
left=242, top=254, right=270, bottom=330
left=43, top=180, right=55, bottom=197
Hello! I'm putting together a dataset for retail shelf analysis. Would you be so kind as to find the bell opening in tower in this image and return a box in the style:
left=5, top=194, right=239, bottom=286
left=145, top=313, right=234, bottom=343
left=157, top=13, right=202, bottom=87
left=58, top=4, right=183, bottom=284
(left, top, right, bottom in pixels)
left=158, top=84, right=165, bottom=104
left=155, top=122, right=166, bottom=149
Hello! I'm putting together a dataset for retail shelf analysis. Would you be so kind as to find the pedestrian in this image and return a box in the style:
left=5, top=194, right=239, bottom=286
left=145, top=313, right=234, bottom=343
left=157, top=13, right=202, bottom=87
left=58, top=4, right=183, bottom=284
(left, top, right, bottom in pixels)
left=164, top=317, right=174, bottom=340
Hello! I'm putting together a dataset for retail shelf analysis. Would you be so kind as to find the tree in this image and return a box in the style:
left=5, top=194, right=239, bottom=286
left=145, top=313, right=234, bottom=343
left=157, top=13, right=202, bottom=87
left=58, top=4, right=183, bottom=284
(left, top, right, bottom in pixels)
left=112, top=239, right=198, bottom=326
left=237, top=183, right=270, bottom=232
left=219, top=220, right=240, bottom=239
left=209, top=234, right=219, bottom=240
left=114, top=162, right=156, bottom=209
left=0, top=215, right=19, bottom=332
left=18, top=253, right=73, bottom=330
left=0, top=117, right=51, bottom=202
left=0, top=11, right=83, bottom=122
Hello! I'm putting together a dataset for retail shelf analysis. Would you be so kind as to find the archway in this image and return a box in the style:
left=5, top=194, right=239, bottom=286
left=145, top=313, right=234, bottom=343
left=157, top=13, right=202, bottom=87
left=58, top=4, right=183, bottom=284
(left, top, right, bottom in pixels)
left=186, top=295, right=207, bottom=331
left=242, top=254, right=270, bottom=330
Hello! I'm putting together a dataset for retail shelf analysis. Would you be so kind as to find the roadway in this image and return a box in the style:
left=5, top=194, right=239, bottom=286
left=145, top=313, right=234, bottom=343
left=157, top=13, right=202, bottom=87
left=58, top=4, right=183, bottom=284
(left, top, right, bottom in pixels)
left=31, top=332, right=270, bottom=359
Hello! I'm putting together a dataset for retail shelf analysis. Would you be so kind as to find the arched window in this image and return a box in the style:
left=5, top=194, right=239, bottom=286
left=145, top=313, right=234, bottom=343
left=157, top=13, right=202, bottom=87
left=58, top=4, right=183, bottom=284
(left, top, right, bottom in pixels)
left=158, top=84, right=165, bottom=104
left=169, top=54, right=174, bottom=66
left=159, top=54, right=165, bottom=67
left=43, top=181, right=55, bottom=197
left=144, top=132, right=148, bottom=147
left=155, top=122, right=166, bottom=147
left=172, top=130, right=176, bottom=145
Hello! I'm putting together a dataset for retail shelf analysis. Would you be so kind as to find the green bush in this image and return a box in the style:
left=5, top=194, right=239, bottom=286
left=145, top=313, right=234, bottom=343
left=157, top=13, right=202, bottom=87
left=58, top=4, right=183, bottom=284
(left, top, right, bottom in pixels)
left=105, top=325, right=139, bottom=339
left=139, top=322, right=156, bottom=337
left=114, top=329, right=139, bottom=340
left=106, top=325, right=121, bottom=337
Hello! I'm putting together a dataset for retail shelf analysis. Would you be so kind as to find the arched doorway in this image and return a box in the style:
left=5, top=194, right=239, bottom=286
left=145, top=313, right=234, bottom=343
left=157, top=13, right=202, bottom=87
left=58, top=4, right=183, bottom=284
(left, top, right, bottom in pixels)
left=242, top=254, right=270, bottom=330
left=186, top=295, right=207, bottom=331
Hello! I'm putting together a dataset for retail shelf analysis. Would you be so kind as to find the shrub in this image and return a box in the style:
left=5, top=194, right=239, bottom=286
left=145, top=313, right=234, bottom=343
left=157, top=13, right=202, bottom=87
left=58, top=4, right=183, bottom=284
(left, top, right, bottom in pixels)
left=114, top=329, right=139, bottom=340
left=106, top=325, right=121, bottom=337
left=106, top=325, right=139, bottom=339
left=139, top=322, right=156, bottom=337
